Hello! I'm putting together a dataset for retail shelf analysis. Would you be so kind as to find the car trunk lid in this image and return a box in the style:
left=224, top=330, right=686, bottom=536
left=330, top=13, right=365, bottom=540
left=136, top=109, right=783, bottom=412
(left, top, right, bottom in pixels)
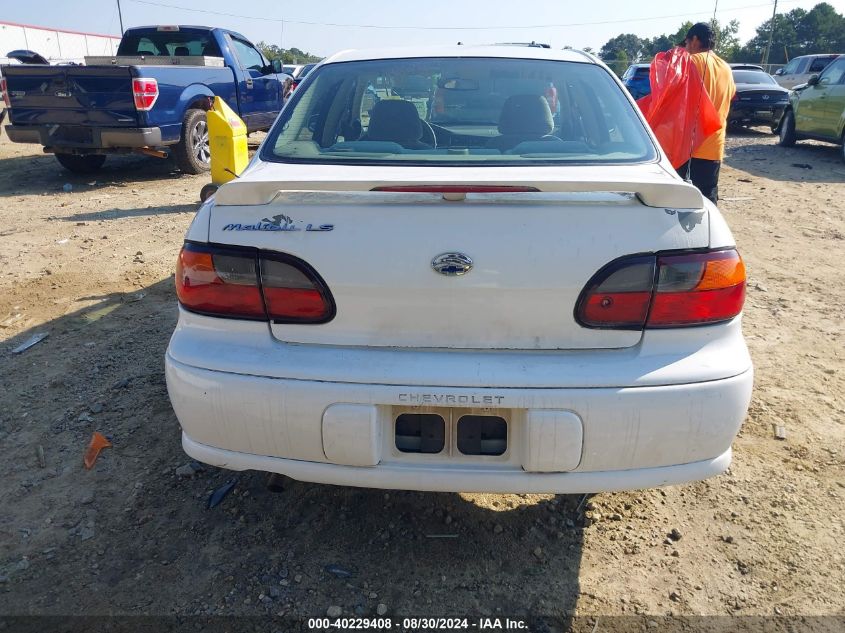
left=209, top=163, right=709, bottom=350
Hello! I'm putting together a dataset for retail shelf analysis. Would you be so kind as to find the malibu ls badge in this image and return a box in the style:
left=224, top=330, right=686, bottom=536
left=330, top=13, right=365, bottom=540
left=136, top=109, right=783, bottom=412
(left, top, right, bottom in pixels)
left=222, top=213, right=333, bottom=232
left=432, top=252, right=473, bottom=276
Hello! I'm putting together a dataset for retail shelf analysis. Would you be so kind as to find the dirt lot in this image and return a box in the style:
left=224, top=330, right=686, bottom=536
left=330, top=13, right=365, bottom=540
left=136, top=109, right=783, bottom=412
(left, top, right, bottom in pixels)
left=0, top=128, right=843, bottom=630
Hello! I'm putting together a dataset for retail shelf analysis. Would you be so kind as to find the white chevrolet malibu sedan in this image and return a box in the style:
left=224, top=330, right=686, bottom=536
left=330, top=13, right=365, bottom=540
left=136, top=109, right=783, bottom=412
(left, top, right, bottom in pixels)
left=165, top=46, right=753, bottom=493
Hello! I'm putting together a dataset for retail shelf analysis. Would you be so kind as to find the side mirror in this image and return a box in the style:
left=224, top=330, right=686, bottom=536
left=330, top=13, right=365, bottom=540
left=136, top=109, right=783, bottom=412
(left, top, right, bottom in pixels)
left=807, top=74, right=820, bottom=86
left=270, top=59, right=284, bottom=75
left=774, top=68, right=784, bottom=76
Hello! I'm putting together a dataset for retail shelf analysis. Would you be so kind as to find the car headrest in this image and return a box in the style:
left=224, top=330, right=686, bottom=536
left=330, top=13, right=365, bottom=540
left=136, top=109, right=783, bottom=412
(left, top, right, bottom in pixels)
left=174, top=46, right=190, bottom=56
left=366, top=100, right=423, bottom=143
left=498, top=94, right=554, bottom=136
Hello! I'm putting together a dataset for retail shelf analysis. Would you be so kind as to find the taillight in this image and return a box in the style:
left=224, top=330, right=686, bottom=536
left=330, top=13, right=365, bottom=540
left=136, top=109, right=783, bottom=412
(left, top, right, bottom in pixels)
left=175, top=243, right=334, bottom=323
left=577, top=255, right=655, bottom=329
left=1, top=77, right=9, bottom=107
left=132, top=77, right=159, bottom=111
left=576, top=249, right=745, bottom=329
left=648, top=250, right=746, bottom=327
left=261, top=256, right=333, bottom=322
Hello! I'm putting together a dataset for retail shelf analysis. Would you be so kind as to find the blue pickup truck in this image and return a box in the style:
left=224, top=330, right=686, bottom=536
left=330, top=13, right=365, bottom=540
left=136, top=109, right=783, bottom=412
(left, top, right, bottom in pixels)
left=1, top=26, right=292, bottom=173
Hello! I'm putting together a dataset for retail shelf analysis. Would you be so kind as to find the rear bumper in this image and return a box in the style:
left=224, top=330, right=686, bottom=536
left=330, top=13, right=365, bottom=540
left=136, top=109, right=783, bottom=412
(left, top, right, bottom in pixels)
left=4, top=124, right=163, bottom=150
left=166, top=350, right=753, bottom=493
left=184, top=432, right=734, bottom=494
left=729, top=104, right=786, bottom=125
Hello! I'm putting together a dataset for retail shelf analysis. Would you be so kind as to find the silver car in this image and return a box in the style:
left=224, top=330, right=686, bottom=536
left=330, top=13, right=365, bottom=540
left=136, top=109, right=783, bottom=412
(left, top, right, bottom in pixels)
left=774, top=54, right=840, bottom=89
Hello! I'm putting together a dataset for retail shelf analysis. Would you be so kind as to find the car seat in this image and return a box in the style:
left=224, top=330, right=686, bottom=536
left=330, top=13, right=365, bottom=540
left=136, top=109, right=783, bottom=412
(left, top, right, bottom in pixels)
left=363, top=100, right=431, bottom=150
left=173, top=46, right=190, bottom=56
left=487, top=94, right=556, bottom=152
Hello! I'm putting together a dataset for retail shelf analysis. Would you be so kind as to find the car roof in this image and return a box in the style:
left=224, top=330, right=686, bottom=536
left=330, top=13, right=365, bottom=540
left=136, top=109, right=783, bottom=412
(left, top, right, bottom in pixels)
left=793, top=53, right=842, bottom=59
left=322, top=46, right=596, bottom=65
left=730, top=64, right=764, bottom=70
left=124, top=25, right=251, bottom=42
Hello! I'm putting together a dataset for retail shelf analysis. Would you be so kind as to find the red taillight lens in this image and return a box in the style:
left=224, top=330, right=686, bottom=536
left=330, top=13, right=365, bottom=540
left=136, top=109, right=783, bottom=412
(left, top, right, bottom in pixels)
left=132, top=77, right=159, bottom=111
left=576, top=249, right=746, bottom=329
left=648, top=250, right=746, bottom=327
left=175, top=243, right=334, bottom=323
left=175, top=245, right=265, bottom=319
left=576, top=256, right=656, bottom=329
left=1, top=78, right=10, bottom=107
left=260, top=256, right=333, bottom=322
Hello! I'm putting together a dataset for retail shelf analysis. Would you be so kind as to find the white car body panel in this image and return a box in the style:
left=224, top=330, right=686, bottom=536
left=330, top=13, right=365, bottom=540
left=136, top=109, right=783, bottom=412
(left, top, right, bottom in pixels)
left=166, top=46, right=752, bottom=493
left=209, top=186, right=707, bottom=350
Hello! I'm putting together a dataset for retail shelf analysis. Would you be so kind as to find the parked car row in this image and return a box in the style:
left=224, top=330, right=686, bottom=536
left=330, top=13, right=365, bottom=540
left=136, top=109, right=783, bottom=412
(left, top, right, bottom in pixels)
left=777, top=54, right=845, bottom=160
left=620, top=53, right=845, bottom=161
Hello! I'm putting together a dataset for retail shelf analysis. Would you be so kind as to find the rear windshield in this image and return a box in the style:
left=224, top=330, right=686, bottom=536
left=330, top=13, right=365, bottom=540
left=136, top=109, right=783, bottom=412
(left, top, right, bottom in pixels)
left=732, top=70, right=776, bottom=85
left=299, top=63, right=317, bottom=77
left=117, top=29, right=222, bottom=57
left=262, top=57, right=656, bottom=165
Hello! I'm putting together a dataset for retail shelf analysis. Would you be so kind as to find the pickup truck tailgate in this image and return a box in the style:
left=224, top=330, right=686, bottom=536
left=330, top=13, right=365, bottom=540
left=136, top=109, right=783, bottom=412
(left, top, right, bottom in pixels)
left=4, top=65, right=141, bottom=127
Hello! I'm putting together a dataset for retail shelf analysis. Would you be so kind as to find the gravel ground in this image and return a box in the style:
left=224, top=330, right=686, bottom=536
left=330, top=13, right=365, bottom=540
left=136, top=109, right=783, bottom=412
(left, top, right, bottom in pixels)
left=0, top=127, right=843, bottom=629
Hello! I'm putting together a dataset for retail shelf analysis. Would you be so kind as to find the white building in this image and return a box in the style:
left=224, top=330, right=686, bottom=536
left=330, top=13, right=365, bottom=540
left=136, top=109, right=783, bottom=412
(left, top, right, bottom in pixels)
left=0, top=21, right=120, bottom=66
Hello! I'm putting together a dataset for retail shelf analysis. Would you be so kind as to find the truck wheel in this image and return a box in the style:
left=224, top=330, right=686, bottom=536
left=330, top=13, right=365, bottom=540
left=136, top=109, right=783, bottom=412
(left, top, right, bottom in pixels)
left=55, top=153, right=106, bottom=173
left=778, top=110, right=796, bottom=147
left=174, top=108, right=211, bottom=174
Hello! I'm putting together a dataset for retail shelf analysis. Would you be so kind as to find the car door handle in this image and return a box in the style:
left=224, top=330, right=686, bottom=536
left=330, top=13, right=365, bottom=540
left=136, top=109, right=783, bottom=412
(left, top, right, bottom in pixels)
left=245, top=77, right=254, bottom=89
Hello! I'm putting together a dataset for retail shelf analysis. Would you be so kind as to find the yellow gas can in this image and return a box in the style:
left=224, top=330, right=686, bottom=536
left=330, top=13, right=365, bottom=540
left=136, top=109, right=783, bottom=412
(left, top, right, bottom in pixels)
left=206, top=96, right=248, bottom=186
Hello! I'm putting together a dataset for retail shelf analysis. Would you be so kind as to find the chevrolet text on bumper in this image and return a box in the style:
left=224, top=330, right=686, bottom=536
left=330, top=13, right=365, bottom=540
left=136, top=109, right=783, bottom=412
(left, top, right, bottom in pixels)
left=165, top=46, right=753, bottom=493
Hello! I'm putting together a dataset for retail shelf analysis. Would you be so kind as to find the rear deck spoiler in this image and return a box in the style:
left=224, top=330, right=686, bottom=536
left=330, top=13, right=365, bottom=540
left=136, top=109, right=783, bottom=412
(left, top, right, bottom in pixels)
left=215, top=175, right=704, bottom=209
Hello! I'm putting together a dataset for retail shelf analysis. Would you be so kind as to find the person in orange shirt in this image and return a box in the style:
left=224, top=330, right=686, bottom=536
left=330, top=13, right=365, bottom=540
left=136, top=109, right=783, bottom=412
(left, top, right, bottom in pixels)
left=677, top=23, right=736, bottom=204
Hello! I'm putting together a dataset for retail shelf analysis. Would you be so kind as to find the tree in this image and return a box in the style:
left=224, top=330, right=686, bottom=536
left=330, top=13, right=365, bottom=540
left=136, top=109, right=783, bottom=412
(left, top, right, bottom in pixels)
left=640, top=19, right=737, bottom=60
left=642, top=22, right=692, bottom=59
left=255, top=41, right=322, bottom=64
left=609, top=49, right=629, bottom=77
left=712, top=19, right=741, bottom=60
left=599, top=33, right=645, bottom=68
left=796, top=3, right=845, bottom=53
left=739, top=10, right=801, bottom=63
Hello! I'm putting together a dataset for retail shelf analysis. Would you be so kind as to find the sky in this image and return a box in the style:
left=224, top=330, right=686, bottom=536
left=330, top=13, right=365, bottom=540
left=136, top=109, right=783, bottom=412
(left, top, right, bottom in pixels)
left=3, top=0, right=845, bottom=57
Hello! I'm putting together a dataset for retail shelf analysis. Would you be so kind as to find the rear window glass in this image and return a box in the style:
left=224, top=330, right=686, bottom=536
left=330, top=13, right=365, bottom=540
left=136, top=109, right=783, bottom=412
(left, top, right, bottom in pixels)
left=732, top=70, right=776, bottom=85
left=263, top=57, right=656, bottom=165
left=117, top=29, right=222, bottom=57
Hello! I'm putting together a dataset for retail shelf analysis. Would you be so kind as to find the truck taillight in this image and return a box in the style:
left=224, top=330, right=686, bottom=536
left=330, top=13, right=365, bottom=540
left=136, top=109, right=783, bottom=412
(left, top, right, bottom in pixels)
left=175, top=243, right=334, bottom=323
left=576, top=249, right=746, bottom=329
left=132, top=78, right=159, bottom=111
left=1, top=78, right=9, bottom=107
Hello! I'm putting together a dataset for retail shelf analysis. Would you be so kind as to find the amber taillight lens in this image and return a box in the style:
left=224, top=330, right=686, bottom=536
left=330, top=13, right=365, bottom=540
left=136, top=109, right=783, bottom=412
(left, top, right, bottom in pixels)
left=576, top=249, right=746, bottom=329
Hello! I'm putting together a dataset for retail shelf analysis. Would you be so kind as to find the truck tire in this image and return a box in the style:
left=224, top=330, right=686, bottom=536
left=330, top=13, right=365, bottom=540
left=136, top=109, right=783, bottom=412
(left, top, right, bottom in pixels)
left=173, top=108, right=211, bottom=174
left=778, top=110, right=796, bottom=147
left=55, top=153, right=106, bottom=173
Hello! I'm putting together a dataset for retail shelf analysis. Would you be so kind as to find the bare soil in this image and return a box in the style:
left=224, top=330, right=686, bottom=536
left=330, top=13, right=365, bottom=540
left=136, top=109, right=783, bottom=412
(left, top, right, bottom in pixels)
left=0, top=127, right=843, bottom=627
